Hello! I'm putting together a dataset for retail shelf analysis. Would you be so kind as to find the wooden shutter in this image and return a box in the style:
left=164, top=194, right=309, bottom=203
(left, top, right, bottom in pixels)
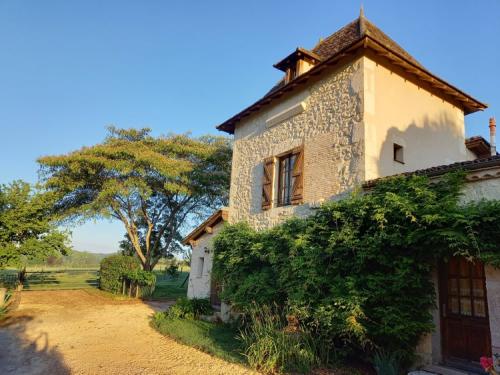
left=291, top=146, right=304, bottom=205
left=262, top=157, right=274, bottom=210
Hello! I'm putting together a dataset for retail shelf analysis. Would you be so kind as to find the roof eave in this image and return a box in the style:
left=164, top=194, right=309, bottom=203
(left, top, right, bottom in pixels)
left=363, top=156, right=500, bottom=189
left=181, top=209, right=228, bottom=245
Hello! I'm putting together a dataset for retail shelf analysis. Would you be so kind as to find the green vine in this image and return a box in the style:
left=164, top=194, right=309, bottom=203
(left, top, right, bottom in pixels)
left=212, top=172, right=500, bottom=362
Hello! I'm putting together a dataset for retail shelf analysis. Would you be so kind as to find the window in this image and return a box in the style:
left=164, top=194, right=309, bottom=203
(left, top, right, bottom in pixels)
left=277, top=147, right=304, bottom=206
left=286, top=64, right=298, bottom=83
left=261, top=147, right=304, bottom=210
left=197, top=257, right=204, bottom=278
left=278, top=153, right=296, bottom=206
left=393, top=143, right=404, bottom=164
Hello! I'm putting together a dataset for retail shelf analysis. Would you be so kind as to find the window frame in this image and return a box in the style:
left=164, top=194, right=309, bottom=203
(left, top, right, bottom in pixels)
left=393, top=143, right=405, bottom=164
left=277, top=151, right=297, bottom=207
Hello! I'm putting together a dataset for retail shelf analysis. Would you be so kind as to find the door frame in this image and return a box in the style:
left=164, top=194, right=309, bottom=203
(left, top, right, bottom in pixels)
left=438, top=257, right=492, bottom=367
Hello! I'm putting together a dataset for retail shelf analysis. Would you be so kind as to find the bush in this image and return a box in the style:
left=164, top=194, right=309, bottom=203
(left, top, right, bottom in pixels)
left=239, top=305, right=319, bottom=374
left=99, top=255, right=139, bottom=294
left=165, top=297, right=213, bottom=319
left=123, top=269, right=156, bottom=297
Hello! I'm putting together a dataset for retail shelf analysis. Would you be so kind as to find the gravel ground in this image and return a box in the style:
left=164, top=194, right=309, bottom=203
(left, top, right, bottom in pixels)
left=0, top=290, right=256, bottom=375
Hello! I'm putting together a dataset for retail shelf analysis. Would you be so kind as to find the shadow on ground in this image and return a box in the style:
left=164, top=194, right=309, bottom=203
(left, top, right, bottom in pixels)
left=0, top=315, right=70, bottom=375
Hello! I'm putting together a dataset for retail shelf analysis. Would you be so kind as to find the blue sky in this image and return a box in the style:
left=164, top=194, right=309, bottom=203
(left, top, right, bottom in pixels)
left=1, top=0, right=499, bottom=253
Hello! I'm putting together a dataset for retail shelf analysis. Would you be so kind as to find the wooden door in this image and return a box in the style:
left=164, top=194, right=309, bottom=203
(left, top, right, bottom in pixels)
left=210, top=278, right=221, bottom=308
left=440, top=257, right=491, bottom=364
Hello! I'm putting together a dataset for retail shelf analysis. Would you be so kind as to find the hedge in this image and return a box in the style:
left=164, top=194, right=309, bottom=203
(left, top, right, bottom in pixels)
left=99, top=255, right=139, bottom=294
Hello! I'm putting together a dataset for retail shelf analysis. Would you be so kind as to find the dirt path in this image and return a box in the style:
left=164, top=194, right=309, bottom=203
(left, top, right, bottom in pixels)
left=0, top=290, right=256, bottom=375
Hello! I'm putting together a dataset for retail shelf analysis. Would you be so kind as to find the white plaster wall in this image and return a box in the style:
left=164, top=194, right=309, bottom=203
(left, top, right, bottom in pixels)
left=229, top=59, right=365, bottom=229
left=485, top=265, right=500, bottom=355
left=187, top=223, right=223, bottom=299
left=363, top=56, right=468, bottom=180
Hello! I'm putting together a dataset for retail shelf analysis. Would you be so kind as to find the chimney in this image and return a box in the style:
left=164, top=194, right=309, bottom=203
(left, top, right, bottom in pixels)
left=489, top=117, right=496, bottom=156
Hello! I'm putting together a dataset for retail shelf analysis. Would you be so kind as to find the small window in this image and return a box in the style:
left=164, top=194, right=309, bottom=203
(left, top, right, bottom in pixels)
left=278, top=153, right=297, bottom=206
left=197, top=257, right=204, bottom=278
left=393, top=143, right=404, bottom=164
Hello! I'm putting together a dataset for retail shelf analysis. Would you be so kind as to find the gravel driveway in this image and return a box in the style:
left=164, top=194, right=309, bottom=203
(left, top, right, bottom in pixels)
left=0, top=290, right=256, bottom=375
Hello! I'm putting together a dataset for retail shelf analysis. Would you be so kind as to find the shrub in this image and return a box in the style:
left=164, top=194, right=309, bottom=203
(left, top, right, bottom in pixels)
left=123, top=269, right=156, bottom=297
left=239, top=305, right=319, bottom=374
left=99, top=255, right=139, bottom=294
left=165, top=297, right=213, bottom=319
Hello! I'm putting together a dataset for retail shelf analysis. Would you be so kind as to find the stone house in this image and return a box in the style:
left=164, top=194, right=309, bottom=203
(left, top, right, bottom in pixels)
left=184, top=11, right=500, bottom=373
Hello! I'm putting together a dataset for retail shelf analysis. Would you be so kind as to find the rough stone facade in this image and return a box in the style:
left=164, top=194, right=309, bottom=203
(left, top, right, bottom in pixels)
left=229, top=59, right=364, bottom=229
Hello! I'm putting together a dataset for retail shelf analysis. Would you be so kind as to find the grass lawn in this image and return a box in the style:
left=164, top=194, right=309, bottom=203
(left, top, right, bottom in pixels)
left=150, top=271, right=189, bottom=300
left=22, top=269, right=99, bottom=290
left=152, top=314, right=244, bottom=364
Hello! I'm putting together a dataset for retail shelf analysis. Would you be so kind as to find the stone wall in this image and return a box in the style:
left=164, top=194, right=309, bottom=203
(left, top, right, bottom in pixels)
left=186, top=223, right=223, bottom=299
left=229, top=59, right=364, bottom=229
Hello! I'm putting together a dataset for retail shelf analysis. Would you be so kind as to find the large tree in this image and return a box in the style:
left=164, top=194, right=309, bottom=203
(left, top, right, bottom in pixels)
left=38, top=127, right=231, bottom=271
left=0, top=180, right=70, bottom=268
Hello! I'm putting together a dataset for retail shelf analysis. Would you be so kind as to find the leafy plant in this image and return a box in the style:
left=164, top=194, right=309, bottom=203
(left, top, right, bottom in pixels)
left=99, top=255, right=139, bottom=294
left=123, top=269, right=156, bottom=286
left=239, top=305, right=319, bottom=374
left=0, top=180, right=70, bottom=268
left=165, top=297, right=213, bottom=319
left=0, top=290, right=12, bottom=318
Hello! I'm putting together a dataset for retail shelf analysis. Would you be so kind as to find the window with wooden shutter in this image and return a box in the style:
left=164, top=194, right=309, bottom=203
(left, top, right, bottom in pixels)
left=290, top=146, right=304, bottom=204
left=262, top=157, right=274, bottom=210
left=277, top=146, right=304, bottom=206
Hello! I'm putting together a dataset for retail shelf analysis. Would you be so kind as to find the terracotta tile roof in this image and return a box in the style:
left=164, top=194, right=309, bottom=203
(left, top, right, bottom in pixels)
left=217, top=14, right=487, bottom=134
left=465, top=136, right=493, bottom=159
left=363, top=155, right=500, bottom=188
left=313, top=17, right=422, bottom=68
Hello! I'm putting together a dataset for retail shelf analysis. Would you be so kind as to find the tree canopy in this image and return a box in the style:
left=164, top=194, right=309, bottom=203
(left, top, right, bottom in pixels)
left=0, top=180, right=70, bottom=268
left=38, top=127, right=232, bottom=270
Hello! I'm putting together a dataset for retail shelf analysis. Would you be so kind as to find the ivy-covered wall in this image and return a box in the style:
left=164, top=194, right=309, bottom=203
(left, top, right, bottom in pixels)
left=213, top=173, right=500, bottom=365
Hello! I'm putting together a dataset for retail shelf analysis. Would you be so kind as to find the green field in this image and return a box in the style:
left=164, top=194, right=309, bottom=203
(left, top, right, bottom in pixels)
left=150, top=271, right=189, bottom=300
left=1, top=266, right=189, bottom=299
left=22, top=269, right=99, bottom=290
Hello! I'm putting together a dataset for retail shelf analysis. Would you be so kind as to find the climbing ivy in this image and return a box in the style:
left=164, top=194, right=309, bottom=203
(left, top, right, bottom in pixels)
left=212, top=172, right=500, bottom=363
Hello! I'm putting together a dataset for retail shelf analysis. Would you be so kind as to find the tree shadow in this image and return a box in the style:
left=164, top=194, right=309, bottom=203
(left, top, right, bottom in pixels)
left=370, top=111, right=470, bottom=180
left=0, top=315, right=70, bottom=375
